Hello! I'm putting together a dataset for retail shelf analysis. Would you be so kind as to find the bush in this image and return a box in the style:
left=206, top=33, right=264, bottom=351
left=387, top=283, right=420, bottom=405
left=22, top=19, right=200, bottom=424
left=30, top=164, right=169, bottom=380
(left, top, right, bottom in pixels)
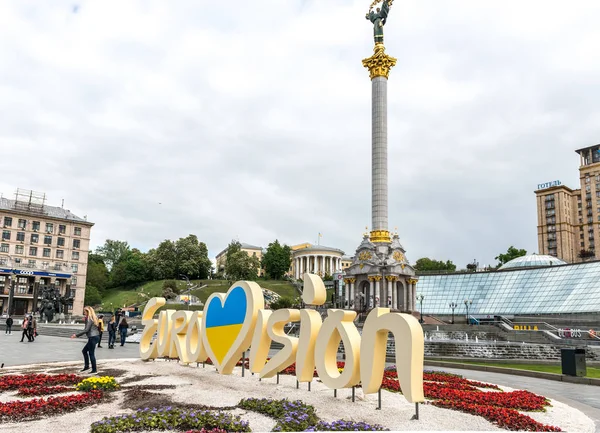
left=269, top=297, right=294, bottom=310
left=162, top=280, right=181, bottom=294
left=84, top=285, right=102, bottom=306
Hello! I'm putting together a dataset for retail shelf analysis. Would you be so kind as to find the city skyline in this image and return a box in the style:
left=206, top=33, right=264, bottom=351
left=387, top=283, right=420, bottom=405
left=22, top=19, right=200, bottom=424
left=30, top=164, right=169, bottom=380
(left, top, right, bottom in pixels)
left=1, top=1, right=600, bottom=268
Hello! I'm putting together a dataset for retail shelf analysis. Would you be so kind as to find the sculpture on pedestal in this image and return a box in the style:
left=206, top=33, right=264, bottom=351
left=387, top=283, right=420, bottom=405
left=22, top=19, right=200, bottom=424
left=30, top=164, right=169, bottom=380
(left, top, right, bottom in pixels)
left=38, top=285, right=73, bottom=322
left=366, top=0, right=394, bottom=44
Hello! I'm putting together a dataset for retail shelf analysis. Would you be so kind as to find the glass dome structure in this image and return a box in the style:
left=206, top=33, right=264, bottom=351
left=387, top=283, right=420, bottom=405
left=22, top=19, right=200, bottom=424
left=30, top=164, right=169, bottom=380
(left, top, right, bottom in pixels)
left=498, top=254, right=567, bottom=270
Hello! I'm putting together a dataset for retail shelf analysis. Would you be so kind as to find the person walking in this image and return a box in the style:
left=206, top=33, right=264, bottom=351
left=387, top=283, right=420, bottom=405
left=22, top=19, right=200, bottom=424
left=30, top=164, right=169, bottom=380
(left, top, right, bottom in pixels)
left=118, top=316, right=129, bottom=346
left=107, top=316, right=117, bottom=349
left=32, top=316, right=37, bottom=340
left=97, top=314, right=104, bottom=348
left=71, top=306, right=100, bottom=374
left=5, top=316, right=13, bottom=334
left=26, top=315, right=34, bottom=341
left=20, top=316, right=30, bottom=342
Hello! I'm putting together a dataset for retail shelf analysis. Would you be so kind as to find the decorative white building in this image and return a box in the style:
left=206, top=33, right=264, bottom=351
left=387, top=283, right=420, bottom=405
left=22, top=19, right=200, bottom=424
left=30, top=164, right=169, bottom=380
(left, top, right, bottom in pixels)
left=291, top=245, right=344, bottom=280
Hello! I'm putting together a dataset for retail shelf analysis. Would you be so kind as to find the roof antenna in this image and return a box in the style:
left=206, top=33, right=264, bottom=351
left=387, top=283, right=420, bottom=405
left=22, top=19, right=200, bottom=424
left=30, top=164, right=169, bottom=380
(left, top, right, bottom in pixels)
left=61, top=199, right=64, bottom=208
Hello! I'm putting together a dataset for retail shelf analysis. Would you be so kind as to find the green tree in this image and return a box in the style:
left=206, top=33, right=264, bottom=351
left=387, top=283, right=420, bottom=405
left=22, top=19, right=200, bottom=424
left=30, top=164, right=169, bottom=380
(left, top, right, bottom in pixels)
left=84, top=285, right=102, bottom=306
left=162, top=279, right=181, bottom=294
left=109, top=249, right=148, bottom=287
left=95, top=240, right=130, bottom=270
left=414, top=257, right=457, bottom=272
left=495, top=246, right=527, bottom=267
left=176, top=234, right=212, bottom=279
left=87, top=261, right=109, bottom=294
left=225, top=240, right=261, bottom=281
left=269, top=296, right=294, bottom=310
left=150, top=240, right=178, bottom=280
left=87, top=253, right=106, bottom=265
left=262, top=240, right=292, bottom=280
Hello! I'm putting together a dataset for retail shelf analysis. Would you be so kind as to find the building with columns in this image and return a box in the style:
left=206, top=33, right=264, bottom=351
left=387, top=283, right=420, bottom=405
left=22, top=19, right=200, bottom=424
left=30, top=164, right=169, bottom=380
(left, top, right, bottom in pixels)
left=343, top=231, right=417, bottom=312
left=291, top=244, right=344, bottom=280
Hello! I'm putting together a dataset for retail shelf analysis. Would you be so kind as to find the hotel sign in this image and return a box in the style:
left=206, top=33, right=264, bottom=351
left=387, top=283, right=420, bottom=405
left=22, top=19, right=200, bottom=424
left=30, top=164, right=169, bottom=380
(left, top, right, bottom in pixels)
left=537, top=180, right=561, bottom=190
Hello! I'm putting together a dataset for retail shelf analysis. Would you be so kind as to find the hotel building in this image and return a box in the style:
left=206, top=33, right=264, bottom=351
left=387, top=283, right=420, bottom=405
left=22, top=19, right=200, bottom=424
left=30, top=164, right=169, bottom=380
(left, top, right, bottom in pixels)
left=535, top=144, right=600, bottom=262
left=0, top=190, right=93, bottom=316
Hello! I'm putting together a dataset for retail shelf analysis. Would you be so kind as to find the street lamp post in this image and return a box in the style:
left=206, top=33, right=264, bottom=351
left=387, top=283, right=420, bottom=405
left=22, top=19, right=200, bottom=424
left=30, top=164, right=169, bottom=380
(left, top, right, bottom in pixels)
left=449, top=302, right=457, bottom=324
left=416, top=294, right=425, bottom=324
left=464, top=299, right=472, bottom=325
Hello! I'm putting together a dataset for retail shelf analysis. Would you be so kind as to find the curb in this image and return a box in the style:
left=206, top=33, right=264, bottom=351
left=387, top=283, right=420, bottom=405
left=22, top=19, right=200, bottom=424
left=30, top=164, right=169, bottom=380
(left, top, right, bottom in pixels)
left=423, top=360, right=600, bottom=386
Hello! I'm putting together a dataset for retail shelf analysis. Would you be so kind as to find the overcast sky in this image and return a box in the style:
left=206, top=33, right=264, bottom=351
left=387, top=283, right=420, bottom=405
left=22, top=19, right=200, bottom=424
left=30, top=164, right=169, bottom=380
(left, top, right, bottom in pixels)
left=1, top=0, right=599, bottom=268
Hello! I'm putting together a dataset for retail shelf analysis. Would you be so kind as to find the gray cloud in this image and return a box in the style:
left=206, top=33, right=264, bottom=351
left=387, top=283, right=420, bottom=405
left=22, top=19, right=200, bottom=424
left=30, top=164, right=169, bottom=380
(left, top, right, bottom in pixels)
left=1, top=0, right=599, bottom=269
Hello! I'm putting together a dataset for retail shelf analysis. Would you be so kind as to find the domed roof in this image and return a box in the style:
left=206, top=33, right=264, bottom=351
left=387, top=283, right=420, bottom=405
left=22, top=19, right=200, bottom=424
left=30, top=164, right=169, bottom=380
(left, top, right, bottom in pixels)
left=499, top=254, right=567, bottom=270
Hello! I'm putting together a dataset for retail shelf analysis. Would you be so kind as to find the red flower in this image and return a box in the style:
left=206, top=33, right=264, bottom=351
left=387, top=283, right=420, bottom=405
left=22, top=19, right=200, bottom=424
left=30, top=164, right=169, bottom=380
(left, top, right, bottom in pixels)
left=0, top=390, right=103, bottom=421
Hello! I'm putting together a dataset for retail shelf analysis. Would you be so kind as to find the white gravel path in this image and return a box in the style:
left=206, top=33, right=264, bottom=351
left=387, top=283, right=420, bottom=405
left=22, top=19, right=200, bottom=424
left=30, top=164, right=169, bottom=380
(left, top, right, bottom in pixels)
left=0, top=358, right=595, bottom=432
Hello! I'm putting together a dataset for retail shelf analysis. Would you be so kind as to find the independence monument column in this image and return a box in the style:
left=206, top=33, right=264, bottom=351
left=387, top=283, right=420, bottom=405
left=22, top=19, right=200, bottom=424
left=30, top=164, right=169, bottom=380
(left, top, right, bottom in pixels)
left=344, top=1, right=416, bottom=313
left=363, top=0, right=397, bottom=244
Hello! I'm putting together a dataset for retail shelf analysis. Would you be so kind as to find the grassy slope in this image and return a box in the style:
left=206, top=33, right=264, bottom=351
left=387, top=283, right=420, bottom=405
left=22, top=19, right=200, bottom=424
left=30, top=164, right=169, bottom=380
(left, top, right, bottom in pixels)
left=457, top=361, right=600, bottom=379
left=101, top=279, right=298, bottom=310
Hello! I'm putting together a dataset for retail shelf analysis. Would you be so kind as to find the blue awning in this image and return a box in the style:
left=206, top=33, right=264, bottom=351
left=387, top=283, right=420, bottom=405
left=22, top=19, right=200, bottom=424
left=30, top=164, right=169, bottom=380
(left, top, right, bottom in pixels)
left=0, top=268, right=72, bottom=278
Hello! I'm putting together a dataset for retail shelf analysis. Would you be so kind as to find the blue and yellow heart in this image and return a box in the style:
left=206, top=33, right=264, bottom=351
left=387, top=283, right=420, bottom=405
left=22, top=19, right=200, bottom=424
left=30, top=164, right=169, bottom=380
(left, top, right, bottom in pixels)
left=205, top=286, right=247, bottom=364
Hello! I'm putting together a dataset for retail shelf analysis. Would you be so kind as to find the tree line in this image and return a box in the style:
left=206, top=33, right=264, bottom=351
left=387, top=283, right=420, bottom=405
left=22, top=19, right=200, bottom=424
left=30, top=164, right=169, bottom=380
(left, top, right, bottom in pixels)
left=413, top=246, right=528, bottom=273
left=85, top=237, right=293, bottom=305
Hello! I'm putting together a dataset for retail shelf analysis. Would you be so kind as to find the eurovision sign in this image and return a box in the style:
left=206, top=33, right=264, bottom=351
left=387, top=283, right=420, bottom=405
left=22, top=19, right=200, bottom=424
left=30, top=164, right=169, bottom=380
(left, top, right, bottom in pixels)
left=140, top=273, right=425, bottom=403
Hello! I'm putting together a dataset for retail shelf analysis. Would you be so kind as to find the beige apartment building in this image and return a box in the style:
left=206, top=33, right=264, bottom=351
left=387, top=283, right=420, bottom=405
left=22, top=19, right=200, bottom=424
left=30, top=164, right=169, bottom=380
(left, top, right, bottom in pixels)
left=535, top=144, right=600, bottom=262
left=215, top=242, right=265, bottom=277
left=0, top=189, right=93, bottom=316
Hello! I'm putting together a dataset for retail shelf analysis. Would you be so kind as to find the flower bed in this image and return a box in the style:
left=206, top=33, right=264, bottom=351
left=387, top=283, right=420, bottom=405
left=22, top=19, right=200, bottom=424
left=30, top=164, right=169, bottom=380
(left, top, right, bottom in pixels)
left=380, top=366, right=560, bottom=431
left=0, top=374, right=81, bottom=391
left=0, top=390, right=103, bottom=421
left=16, top=385, right=74, bottom=397
left=90, top=407, right=251, bottom=433
left=76, top=376, right=119, bottom=392
left=432, top=400, right=561, bottom=432
left=239, top=398, right=388, bottom=432
left=268, top=361, right=560, bottom=432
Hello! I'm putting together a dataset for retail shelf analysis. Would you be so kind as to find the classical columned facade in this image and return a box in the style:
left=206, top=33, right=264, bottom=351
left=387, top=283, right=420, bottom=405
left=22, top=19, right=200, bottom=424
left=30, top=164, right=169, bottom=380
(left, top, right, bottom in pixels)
left=343, top=275, right=418, bottom=312
left=291, top=245, right=345, bottom=280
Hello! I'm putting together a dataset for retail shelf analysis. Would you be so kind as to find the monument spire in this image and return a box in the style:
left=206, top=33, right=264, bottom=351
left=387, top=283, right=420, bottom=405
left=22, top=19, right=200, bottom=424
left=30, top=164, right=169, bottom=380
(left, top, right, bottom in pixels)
left=363, top=0, right=397, bottom=244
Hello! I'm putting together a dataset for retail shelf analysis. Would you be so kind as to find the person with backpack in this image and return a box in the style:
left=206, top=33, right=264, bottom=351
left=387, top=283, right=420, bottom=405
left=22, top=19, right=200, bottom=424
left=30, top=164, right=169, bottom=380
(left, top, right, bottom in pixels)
left=107, top=316, right=117, bottom=349
left=20, top=317, right=31, bottom=342
left=118, top=317, right=129, bottom=346
left=97, top=314, right=104, bottom=348
left=5, top=316, right=13, bottom=334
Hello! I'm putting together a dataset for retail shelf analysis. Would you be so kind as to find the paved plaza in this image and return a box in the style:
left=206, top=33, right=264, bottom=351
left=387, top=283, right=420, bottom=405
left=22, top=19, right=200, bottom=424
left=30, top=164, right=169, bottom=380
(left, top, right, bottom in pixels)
left=0, top=332, right=139, bottom=367
left=1, top=332, right=599, bottom=431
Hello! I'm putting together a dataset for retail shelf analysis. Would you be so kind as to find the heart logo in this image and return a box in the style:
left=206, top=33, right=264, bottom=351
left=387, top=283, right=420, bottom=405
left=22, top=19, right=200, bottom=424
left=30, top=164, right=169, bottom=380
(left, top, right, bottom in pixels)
left=202, top=281, right=264, bottom=374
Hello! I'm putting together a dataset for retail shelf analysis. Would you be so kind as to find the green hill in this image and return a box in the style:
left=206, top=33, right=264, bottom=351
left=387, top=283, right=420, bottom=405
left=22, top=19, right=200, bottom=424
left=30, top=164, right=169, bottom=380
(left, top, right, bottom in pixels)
left=100, top=279, right=299, bottom=311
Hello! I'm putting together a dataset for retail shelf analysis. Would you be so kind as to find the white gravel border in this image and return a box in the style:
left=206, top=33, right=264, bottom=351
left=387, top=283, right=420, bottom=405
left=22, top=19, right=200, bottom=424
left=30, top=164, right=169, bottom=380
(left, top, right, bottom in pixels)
left=0, top=358, right=595, bottom=432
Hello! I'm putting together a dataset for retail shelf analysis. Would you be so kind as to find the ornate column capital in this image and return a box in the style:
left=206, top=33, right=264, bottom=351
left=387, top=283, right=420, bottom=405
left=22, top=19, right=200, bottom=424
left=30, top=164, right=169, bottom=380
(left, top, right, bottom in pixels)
left=362, top=43, right=397, bottom=80
left=344, top=277, right=356, bottom=284
left=407, top=278, right=419, bottom=285
left=385, top=275, right=398, bottom=282
left=368, top=275, right=383, bottom=282
left=369, top=230, right=391, bottom=243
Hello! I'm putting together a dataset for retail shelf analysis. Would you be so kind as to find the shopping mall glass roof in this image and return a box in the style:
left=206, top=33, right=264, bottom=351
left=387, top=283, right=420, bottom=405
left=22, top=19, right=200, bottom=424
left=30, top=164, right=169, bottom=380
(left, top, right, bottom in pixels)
left=417, top=260, right=600, bottom=315
left=499, top=254, right=567, bottom=270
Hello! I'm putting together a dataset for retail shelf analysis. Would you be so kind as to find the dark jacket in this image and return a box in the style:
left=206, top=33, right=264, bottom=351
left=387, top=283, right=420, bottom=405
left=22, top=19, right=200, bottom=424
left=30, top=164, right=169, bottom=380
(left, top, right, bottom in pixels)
left=76, top=318, right=100, bottom=338
left=107, top=321, right=118, bottom=333
left=118, top=319, right=129, bottom=330
left=5, top=318, right=13, bottom=326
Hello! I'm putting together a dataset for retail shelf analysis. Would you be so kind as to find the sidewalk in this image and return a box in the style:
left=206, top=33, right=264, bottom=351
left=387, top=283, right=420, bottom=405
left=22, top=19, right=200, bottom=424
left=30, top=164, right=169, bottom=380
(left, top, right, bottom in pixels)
left=0, top=332, right=139, bottom=367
